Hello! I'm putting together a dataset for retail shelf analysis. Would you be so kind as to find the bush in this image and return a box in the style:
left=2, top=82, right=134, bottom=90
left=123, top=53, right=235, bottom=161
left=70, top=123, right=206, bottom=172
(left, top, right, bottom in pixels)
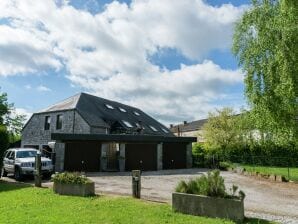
left=52, top=172, right=92, bottom=185
left=219, top=161, right=233, bottom=171
left=0, top=125, right=9, bottom=170
left=175, top=170, right=245, bottom=200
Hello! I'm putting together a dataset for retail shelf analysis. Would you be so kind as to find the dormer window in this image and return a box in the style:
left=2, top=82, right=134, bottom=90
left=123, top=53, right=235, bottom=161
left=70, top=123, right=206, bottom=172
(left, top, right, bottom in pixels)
left=161, top=128, right=169, bottom=133
left=119, top=107, right=126, bottom=112
left=133, top=111, right=140, bottom=116
left=105, top=104, right=114, bottom=109
left=149, top=125, right=158, bottom=132
left=122, top=120, right=133, bottom=128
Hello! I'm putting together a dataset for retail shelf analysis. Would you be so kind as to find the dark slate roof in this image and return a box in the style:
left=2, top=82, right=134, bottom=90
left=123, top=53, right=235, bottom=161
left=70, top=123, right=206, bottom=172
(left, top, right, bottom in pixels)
left=38, top=92, right=173, bottom=137
left=170, top=119, right=208, bottom=133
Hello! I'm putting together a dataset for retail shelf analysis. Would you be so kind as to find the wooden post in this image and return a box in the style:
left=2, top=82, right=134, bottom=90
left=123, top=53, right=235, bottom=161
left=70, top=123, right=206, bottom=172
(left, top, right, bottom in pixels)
left=132, top=170, right=141, bottom=198
left=34, top=152, right=42, bottom=187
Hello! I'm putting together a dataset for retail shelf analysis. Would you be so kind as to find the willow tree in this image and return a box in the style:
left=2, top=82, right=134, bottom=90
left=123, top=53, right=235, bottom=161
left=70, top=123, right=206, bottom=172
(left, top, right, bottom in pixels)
left=232, top=0, right=298, bottom=146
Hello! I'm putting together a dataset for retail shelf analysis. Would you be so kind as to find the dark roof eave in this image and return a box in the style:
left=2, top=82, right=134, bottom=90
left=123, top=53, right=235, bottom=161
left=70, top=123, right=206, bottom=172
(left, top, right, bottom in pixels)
left=51, top=133, right=196, bottom=143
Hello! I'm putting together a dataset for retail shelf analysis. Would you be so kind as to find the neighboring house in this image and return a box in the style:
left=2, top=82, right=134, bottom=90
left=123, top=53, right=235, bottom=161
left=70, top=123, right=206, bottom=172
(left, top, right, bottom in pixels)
left=22, top=93, right=195, bottom=172
left=169, top=119, right=208, bottom=143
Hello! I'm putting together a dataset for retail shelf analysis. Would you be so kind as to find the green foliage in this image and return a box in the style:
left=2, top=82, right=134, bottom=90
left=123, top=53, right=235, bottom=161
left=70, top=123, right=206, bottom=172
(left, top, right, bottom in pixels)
left=0, top=125, right=9, bottom=169
left=0, top=88, right=26, bottom=138
left=232, top=0, right=298, bottom=146
left=192, top=142, right=205, bottom=156
left=202, top=108, right=240, bottom=156
left=175, top=170, right=245, bottom=200
left=219, top=161, right=234, bottom=171
left=52, top=172, right=92, bottom=185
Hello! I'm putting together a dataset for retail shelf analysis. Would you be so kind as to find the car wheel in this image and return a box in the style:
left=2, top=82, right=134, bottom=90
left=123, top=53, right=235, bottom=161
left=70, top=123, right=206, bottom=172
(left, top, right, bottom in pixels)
left=14, top=167, right=22, bottom=181
left=1, top=167, right=8, bottom=177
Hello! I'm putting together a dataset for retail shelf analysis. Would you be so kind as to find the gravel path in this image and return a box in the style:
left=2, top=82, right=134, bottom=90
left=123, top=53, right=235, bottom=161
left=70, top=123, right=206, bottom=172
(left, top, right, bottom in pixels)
left=87, top=169, right=298, bottom=224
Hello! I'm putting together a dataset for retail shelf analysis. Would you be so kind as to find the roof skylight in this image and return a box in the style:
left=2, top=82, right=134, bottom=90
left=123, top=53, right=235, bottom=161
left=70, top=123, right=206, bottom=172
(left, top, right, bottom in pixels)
left=105, top=104, right=114, bottom=109
left=133, top=111, right=140, bottom=116
left=149, top=125, right=158, bottom=132
left=161, top=128, right=169, bottom=133
left=122, top=120, right=133, bottom=128
left=119, top=107, right=127, bottom=112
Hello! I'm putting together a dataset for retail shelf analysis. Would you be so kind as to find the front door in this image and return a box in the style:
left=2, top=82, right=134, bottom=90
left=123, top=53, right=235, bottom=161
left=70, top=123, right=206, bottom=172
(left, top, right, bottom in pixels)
left=106, top=143, right=118, bottom=171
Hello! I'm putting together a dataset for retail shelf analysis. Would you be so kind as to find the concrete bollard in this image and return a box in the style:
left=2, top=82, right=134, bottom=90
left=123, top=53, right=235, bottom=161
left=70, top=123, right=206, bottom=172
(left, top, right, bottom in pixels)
left=34, top=152, right=42, bottom=187
left=132, top=170, right=141, bottom=198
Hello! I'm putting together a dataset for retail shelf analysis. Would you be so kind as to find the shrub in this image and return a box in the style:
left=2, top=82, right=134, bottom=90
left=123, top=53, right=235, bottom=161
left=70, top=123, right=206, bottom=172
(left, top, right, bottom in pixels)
left=52, top=172, right=91, bottom=185
left=175, top=170, right=245, bottom=200
left=0, top=125, right=9, bottom=170
left=219, top=161, right=233, bottom=171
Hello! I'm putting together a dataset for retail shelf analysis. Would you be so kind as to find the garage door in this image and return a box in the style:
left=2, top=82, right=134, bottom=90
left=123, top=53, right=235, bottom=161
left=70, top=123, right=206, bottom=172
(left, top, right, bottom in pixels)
left=162, top=143, right=186, bottom=169
left=125, top=143, right=157, bottom=171
left=64, top=141, right=101, bottom=172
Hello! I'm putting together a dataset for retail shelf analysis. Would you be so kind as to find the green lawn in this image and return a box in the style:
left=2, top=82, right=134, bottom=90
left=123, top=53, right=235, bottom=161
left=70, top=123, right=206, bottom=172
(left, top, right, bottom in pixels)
left=0, top=181, right=274, bottom=224
left=241, top=165, right=298, bottom=181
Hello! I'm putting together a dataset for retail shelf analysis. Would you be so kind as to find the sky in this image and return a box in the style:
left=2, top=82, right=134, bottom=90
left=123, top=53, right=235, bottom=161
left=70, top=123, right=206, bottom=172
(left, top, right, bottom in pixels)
left=0, top=0, right=251, bottom=125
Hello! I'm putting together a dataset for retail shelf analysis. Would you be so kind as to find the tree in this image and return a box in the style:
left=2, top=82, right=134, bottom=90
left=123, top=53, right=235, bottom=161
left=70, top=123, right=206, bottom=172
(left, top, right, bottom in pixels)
left=202, top=108, right=240, bottom=156
left=0, top=91, right=12, bottom=125
left=0, top=89, right=25, bottom=144
left=0, top=90, right=25, bottom=135
left=0, top=125, right=9, bottom=170
left=232, top=0, right=298, bottom=146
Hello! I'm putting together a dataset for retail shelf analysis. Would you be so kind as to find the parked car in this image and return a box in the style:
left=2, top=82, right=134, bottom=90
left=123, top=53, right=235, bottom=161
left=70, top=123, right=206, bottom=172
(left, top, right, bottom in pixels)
left=1, top=148, right=53, bottom=181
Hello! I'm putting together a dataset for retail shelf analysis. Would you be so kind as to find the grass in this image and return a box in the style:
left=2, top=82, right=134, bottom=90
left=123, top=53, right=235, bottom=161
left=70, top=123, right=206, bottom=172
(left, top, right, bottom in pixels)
left=0, top=181, right=274, bottom=224
left=241, top=164, right=298, bottom=181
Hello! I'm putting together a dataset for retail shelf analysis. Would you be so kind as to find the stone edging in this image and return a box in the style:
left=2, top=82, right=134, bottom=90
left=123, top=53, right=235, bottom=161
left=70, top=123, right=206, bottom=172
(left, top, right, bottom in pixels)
left=229, top=167, right=289, bottom=183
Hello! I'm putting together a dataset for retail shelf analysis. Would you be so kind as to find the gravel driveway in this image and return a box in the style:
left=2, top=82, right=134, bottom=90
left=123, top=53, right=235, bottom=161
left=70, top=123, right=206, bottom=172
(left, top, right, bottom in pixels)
left=87, top=169, right=298, bottom=224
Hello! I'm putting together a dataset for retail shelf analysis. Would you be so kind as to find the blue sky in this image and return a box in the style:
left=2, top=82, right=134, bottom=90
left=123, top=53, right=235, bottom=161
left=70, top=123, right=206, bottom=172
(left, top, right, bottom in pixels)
left=0, top=0, right=250, bottom=124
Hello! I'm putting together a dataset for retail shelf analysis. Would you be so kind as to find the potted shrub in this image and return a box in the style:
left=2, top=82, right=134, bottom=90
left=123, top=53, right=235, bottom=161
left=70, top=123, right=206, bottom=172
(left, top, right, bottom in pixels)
left=52, top=172, right=95, bottom=197
left=172, top=170, right=245, bottom=223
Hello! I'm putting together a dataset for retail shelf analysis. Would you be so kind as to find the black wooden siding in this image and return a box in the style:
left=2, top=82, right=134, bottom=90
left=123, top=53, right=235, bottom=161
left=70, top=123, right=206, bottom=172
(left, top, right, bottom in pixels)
left=64, top=141, right=101, bottom=172
left=162, top=143, right=187, bottom=169
left=125, top=143, right=157, bottom=171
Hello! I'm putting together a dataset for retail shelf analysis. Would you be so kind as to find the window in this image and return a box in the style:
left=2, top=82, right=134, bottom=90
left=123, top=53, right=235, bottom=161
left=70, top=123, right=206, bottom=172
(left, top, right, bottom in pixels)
left=16, top=150, right=37, bottom=158
left=161, top=128, right=169, bottom=133
left=44, top=116, right=51, bottom=130
left=149, top=125, right=158, bottom=132
left=105, top=104, right=114, bottom=109
left=122, top=120, right=133, bottom=128
left=9, top=151, right=15, bottom=160
left=56, top=114, right=63, bottom=130
left=5, top=151, right=11, bottom=159
left=133, top=111, right=140, bottom=116
left=119, top=107, right=126, bottom=112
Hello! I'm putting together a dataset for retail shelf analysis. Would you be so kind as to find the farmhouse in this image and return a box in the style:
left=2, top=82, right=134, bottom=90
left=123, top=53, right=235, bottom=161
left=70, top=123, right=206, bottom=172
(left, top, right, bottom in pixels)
left=22, top=93, right=195, bottom=172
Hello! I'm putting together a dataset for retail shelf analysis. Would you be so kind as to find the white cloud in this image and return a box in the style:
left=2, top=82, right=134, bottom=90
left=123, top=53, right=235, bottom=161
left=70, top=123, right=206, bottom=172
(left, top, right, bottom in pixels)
left=37, top=85, right=52, bottom=92
left=13, top=108, right=32, bottom=123
left=0, top=0, right=247, bottom=123
left=25, top=84, right=31, bottom=89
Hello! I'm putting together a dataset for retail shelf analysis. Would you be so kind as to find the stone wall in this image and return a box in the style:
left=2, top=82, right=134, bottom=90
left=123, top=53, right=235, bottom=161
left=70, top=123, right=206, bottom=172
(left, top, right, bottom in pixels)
left=21, top=110, right=90, bottom=149
left=54, top=142, right=65, bottom=172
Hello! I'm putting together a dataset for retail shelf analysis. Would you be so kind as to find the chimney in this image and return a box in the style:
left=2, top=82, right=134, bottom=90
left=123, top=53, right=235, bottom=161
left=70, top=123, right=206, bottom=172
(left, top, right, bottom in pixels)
left=183, top=121, right=187, bottom=125
left=170, top=124, right=173, bottom=128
